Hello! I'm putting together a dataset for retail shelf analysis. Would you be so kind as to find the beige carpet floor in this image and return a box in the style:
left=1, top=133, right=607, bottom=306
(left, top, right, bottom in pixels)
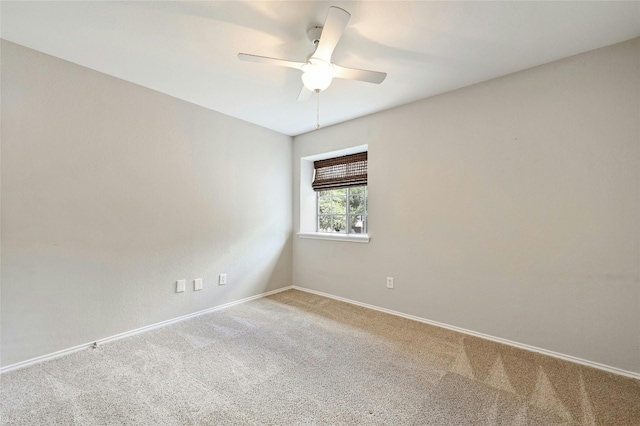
left=1, top=289, right=639, bottom=425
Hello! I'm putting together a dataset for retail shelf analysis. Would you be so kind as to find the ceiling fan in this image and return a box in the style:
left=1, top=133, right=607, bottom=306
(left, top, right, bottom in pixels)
left=238, top=6, right=387, bottom=102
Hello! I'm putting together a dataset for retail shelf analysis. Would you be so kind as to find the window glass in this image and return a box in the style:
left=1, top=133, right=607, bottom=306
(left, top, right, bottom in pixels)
left=317, top=186, right=367, bottom=234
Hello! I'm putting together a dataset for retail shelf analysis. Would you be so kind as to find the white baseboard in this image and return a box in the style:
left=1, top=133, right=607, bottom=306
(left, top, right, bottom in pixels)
left=292, top=286, right=640, bottom=381
left=0, top=286, right=293, bottom=374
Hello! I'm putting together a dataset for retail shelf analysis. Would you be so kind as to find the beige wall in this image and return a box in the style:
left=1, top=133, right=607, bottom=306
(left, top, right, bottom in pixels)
left=1, top=41, right=293, bottom=367
left=293, top=38, right=640, bottom=374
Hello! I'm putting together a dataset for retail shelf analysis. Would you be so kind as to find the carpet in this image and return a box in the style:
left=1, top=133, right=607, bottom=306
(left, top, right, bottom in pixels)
left=1, top=289, right=638, bottom=425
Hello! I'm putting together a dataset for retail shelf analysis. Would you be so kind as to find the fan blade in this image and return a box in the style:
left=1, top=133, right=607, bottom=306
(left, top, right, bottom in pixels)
left=332, top=64, right=387, bottom=84
left=297, top=86, right=313, bottom=102
left=238, top=53, right=305, bottom=70
left=314, top=7, right=351, bottom=63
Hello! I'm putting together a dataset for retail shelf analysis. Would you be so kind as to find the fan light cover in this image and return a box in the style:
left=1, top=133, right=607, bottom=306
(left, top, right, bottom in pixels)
left=301, top=59, right=333, bottom=92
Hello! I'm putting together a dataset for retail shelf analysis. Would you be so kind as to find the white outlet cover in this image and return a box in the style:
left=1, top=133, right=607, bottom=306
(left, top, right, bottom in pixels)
left=386, top=277, right=394, bottom=289
left=176, top=279, right=186, bottom=293
left=194, top=278, right=203, bottom=291
left=219, top=274, right=227, bottom=285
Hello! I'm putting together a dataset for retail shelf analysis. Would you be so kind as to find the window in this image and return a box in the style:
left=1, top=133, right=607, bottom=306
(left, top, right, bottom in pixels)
left=313, top=152, right=367, bottom=235
left=298, top=145, right=369, bottom=243
left=317, top=186, right=367, bottom=234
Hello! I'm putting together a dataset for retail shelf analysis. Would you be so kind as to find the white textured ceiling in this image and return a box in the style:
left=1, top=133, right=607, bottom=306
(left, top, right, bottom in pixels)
left=2, top=1, right=639, bottom=136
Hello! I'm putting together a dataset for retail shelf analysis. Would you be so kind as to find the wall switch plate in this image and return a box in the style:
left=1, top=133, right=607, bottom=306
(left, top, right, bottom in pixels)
left=219, top=273, right=227, bottom=285
left=176, top=279, right=186, bottom=293
left=386, top=277, right=394, bottom=289
left=194, top=278, right=203, bottom=291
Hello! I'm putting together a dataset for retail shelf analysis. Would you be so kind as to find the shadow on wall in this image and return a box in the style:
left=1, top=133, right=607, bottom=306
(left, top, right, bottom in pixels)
left=223, top=230, right=293, bottom=302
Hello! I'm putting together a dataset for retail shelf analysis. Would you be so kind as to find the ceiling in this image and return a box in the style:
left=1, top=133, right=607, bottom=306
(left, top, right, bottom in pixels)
left=2, top=1, right=639, bottom=136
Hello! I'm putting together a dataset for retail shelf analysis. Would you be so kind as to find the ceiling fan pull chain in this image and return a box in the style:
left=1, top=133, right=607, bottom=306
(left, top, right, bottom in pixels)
left=316, top=90, right=321, bottom=130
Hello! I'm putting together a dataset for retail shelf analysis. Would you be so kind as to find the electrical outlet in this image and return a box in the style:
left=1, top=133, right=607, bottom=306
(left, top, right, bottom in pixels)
left=386, top=277, right=394, bottom=289
left=194, top=278, right=203, bottom=291
left=219, top=273, right=227, bottom=286
left=176, top=279, right=186, bottom=293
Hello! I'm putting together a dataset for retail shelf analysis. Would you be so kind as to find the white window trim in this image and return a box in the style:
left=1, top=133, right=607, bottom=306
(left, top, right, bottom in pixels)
left=297, top=232, right=370, bottom=243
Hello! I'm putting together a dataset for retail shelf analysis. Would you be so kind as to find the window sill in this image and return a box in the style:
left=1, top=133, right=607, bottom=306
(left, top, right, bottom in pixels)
left=297, top=232, right=370, bottom=243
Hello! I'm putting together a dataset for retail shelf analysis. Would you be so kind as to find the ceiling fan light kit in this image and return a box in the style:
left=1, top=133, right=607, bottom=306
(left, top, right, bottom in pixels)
left=301, top=58, right=333, bottom=92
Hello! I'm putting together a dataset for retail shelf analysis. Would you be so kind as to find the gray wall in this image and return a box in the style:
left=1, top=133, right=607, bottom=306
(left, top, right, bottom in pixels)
left=3, top=37, right=639, bottom=375
left=1, top=41, right=293, bottom=367
left=293, top=38, right=640, bottom=374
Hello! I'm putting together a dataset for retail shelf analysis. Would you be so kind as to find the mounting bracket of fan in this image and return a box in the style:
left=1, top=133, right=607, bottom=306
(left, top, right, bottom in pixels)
left=307, top=26, right=323, bottom=46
